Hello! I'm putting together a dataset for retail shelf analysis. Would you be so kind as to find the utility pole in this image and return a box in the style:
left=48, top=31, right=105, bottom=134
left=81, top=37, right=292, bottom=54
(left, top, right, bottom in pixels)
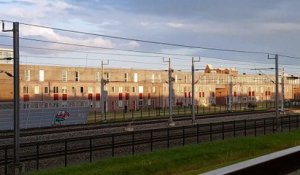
left=163, top=58, right=175, bottom=126
left=2, top=21, right=22, bottom=174
left=191, top=57, right=200, bottom=124
left=281, top=68, right=285, bottom=113
left=229, top=75, right=233, bottom=112
left=101, top=60, right=109, bottom=122
left=268, top=54, right=279, bottom=131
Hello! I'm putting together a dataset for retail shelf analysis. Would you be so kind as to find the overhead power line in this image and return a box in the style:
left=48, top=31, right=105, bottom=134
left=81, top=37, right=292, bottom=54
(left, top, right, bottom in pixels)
left=0, top=43, right=187, bottom=60
left=2, top=20, right=300, bottom=60
left=1, top=19, right=271, bottom=55
left=24, top=54, right=300, bottom=73
left=0, top=34, right=197, bottom=58
left=21, top=55, right=165, bottom=65
left=1, top=41, right=299, bottom=69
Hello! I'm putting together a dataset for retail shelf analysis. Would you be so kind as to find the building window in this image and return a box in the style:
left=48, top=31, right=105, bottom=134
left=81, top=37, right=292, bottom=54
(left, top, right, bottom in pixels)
left=119, top=86, right=123, bottom=93
left=80, top=87, right=84, bottom=93
left=88, top=87, right=93, bottom=93
left=23, top=86, right=29, bottom=94
left=124, top=73, right=128, bottom=82
left=39, top=70, right=44, bottom=82
left=152, top=86, right=156, bottom=93
left=62, top=87, right=67, bottom=94
left=44, top=87, right=49, bottom=94
left=75, top=71, right=80, bottom=82
left=96, top=72, right=100, bottom=82
left=151, top=74, right=155, bottom=83
left=111, top=86, right=115, bottom=93
left=134, top=73, right=138, bottom=82
left=34, top=86, right=40, bottom=94
left=62, top=71, right=68, bottom=82
left=72, top=87, right=76, bottom=94
left=96, top=86, right=101, bottom=93
left=53, top=86, right=59, bottom=93
left=132, top=87, right=136, bottom=93
left=138, top=86, right=143, bottom=93
left=25, top=70, right=30, bottom=81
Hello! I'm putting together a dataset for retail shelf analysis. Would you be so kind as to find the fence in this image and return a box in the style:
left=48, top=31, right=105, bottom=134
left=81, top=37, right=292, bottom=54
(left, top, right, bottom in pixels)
left=90, top=102, right=276, bottom=122
left=0, top=114, right=298, bottom=174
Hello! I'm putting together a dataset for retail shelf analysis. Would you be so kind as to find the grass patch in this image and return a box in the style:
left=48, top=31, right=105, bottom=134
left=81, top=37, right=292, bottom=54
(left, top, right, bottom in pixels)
left=28, top=130, right=300, bottom=175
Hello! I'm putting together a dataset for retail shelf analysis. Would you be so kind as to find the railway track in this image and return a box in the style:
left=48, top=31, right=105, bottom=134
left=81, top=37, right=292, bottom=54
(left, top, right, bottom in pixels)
left=0, top=110, right=274, bottom=139
left=0, top=114, right=298, bottom=174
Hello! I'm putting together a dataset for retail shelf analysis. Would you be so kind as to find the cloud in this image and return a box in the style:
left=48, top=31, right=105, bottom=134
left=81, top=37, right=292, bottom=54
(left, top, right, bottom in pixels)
left=167, top=22, right=183, bottom=28
left=260, top=22, right=300, bottom=32
left=126, top=41, right=140, bottom=48
left=140, top=22, right=149, bottom=26
left=117, top=41, right=140, bottom=49
left=160, top=48, right=202, bottom=56
left=20, top=26, right=115, bottom=53
left=1, top=0, right=300, bottom=72
left=3, top=0, right=76, bottom=22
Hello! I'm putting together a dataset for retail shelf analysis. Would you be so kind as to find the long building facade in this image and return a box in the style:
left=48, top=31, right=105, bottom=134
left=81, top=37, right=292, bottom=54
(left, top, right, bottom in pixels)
left=1, top=62, right=300, bottom=112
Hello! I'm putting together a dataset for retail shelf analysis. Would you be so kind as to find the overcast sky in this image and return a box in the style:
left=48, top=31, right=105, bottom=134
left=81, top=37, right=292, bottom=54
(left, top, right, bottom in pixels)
left=0, top=0, right=300, bottom=75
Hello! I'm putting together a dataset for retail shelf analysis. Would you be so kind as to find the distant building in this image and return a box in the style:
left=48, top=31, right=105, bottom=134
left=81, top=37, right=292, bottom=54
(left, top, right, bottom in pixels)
left=0, top=63, right=299, bottom=111
left=205, top=64, right=239, bottom=75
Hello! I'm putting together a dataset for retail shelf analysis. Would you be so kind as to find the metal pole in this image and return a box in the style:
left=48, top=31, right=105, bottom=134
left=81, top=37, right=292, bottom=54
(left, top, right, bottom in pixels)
left=268, top=54, right=279, bottom=131
left=100, top=60, right=109, bottom=121
left=168, top=58, right=174, bottom=126
left=2, top=20, right=22, bottom=174
left=281, top=68, right=284, bottom=113
left=13, top=22, right=21, bottom=174
left=163, top=58, right=175, bottom=126
left=275, top=54, right=279, bottom=131
left=229, top=75, right=233, bottom=111
left=101, top=61, right=104, bottom=121
left=192, top=57, right=200, bottom=124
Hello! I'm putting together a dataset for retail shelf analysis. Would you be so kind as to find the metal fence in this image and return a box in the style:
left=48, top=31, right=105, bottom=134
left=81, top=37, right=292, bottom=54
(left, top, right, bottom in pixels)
left=0, top=115, right=298, bottom=174
left=90, top=102, right=276, bottom=122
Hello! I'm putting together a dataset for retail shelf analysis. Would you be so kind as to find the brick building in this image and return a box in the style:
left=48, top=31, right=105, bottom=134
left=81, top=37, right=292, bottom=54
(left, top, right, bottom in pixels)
left=1, top=61, right=300, bottom=112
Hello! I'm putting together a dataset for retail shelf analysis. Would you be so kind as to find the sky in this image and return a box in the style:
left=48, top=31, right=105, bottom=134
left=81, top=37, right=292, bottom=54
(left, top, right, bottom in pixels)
left=0, top=0, right=300, bottom=75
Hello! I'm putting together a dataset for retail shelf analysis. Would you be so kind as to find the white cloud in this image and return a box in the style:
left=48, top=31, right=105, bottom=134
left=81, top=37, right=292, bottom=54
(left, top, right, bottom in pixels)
left=160, top=48, right=202, bottom=55
left=260, top=22, right=300, bottom=32
left=140, top=22, right=149, bottom=26
left=4, top=0, right=76, bottom=21
left=126, top=41, right=140, bottom=48
left=21, top=26, right=115, bottom=50
left=117, top=41, right=140, bottom=49
left=167, top=22, right=183, bottom=28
